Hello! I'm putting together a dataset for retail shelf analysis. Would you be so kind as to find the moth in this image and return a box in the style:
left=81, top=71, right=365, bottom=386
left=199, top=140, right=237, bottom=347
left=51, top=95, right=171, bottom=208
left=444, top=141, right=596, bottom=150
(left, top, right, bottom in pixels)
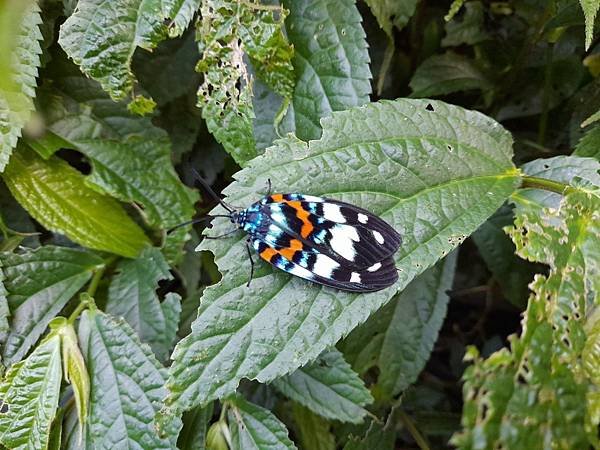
left=186, top=177, right=402, bottom=292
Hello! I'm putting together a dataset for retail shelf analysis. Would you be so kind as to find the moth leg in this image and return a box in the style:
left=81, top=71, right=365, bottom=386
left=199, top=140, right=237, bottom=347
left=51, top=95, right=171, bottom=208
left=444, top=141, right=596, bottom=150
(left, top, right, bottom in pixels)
left=265, top=178, right=272, bottom=196
left=245, top=239, right=255, bottom=287
left=203, top=228, right=239, bottom=239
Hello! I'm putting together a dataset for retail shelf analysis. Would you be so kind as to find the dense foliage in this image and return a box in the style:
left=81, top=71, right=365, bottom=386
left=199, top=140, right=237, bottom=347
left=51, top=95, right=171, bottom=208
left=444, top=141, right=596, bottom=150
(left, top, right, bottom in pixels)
left=0, top=0, right=599, bottom=449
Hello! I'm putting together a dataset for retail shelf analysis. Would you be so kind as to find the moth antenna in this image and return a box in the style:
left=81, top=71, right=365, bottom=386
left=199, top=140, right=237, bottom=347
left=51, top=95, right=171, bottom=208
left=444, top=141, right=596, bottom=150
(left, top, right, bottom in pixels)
left=166, top=214, right=233, bottom=234
left=190, top=168, right=235, bottom=213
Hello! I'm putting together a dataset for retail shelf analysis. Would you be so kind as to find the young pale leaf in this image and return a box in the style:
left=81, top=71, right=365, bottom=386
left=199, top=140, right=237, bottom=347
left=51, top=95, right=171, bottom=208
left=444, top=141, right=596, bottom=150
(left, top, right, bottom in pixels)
left=178, top=403, right=214, bottom=450
left=340, top=253, right=457, bottom=395
left=291, top=403, right=335, bottom=450
left=78, top=309, right=181, bottom=449
left=227, top=395, right=296, bottom=450
left=410, top=53, right=491, bottom=98
left=581, top=108, right=600, bottom=128
left=0, top=334, right=62, bottom=450
left=575, top=125, right=600, bottom=160
left=165, top=99, right=520, bottom=414
left=272, top=350, right=373, bottom=423
left=0, top=1, right=42, bottom=172
left=106, top=247, right=181, bottom=361
left=59, top=0, right=199, bottom=102
left=2, top=145, right=150, bottom=258
left=36, top=74, right=198, bottom=263
left=513, top=155, right=600, bottom=211
left=0, top=246, right=103, bottom=365
left=196, top=0, right=294, bottom=165
left=282, top=0, right=371, bottom=141
left=580, top=0, right=600, bottom=50
left=453, top=189, right=600, bottom=449
left=442, top=1, right=489, bottom=47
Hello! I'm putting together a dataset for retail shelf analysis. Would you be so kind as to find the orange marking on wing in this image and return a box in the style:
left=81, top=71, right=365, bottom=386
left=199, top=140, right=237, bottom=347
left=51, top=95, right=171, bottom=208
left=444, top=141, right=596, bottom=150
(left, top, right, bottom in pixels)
left=271, top=193, right=284, bottom=202
left=259, top=247, right=278, bottom=262
left=279, top=239, right=303, bottom=260
left=285, top=200, right=314, bottom=238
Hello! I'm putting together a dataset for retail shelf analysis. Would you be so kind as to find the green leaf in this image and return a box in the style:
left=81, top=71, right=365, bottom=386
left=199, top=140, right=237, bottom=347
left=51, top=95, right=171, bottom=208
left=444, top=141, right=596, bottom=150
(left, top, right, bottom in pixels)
left=58, top=0, right=199, bottom=101
left=178, top=403, right=214, bottom=450
left=272, top=350, right=373, bottom=423
left=340, top=254, right=457, bottom=397
left=471, top=205, right=536, bottom=307
left=291, top=403, right=335, bottom=450
left=165, top=99, right=520, bottom=414
left=513, top=155, right=600, bottom=211
left=227, top=394, right=296, bottom=450
left=444, top=0, right=466, bottom=21
left=364, top=0, right=419, bottom=36
left=2, top=145, right=150, bottom=258
left=343, top=421, right=395, bottom=450
left=51, top=318, right=89, bottom=441
left=0, top=334, right=62, bottom=450
left=37, top=74, right=198, bottom=263
left=0, top=246, right=103, bottom=365
left=0, top=1, right=43, bottom=172
left=580, top=0, right=600, bottom=50
left=410, top=52, right=491, bottom=98
left=0, top=258, right=9, bottom=359
left=453, top=189, right=600, bottom=449
left=575, top=125, right=600, bottom=160
left=442, top=1, right=489, bottom=47
left=78, top=309, right=181, bottom=449
left=375, top=252, right=457, bottom=398
left=282, top=0, right=371, bottom=141
left=583, top=312, right=600, bottom=435
left=196, top=0, right=294, bottom=165
left=106, top=247, right=182, bottom=361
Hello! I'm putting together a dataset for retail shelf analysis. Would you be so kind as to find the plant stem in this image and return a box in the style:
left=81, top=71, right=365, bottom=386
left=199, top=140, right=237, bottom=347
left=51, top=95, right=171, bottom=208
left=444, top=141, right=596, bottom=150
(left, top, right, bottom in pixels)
left=67, top=256, right=116, bottom=323
left=521, top=175, right=570, bottom=195
left=397, top=409, right=430, bottom=450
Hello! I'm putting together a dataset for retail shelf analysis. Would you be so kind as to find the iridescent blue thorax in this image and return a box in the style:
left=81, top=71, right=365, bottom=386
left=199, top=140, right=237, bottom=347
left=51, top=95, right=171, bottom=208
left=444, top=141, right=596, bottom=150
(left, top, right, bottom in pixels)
left=234, top=202, right=264, bottom=235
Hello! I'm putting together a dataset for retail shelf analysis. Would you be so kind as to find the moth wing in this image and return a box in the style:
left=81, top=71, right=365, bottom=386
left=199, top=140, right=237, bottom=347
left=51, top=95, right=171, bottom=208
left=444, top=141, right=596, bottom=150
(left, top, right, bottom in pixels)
left=263, top=195, right=401, bottom=268
left=251, top=222, right=398, bottom=292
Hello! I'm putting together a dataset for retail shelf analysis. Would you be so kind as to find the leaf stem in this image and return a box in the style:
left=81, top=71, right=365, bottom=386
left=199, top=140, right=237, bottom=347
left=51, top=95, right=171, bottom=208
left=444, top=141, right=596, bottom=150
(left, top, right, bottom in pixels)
left=521, top=175, right=570, bottom=195
left=68, top=256, right=116, bottom=323
left=397, top=409, right=431, bottom=450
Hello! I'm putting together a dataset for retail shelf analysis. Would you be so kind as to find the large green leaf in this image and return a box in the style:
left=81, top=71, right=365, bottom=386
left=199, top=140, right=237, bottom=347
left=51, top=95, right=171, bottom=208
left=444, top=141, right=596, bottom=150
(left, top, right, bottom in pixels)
left=0, top=246, right=103, bottom=365
left=58, top=0, right=200, bottom=101
left=365, top=0, right=418, bottom=37
left=37, top=74, right=198, bottom=262
left=0, top=1, right=42, bottom=172
left=2, top=145, right=150, bottom=258
left=0, top=258, right=9, bottom=359
left=106, top=247, right=181, bottom=361
left=0, top=334, right=62, bottom=450
left=272, top=350, right=373, bottom=423
left=165, top=99, right=520, bottom=414
left=513, top=155, right=600, bottom=211
left=453, top=189, right=600, bottom=449
left=282, top=0, right=371, bottom=141
left=178, top=403, right=214, bottom=450
left=227, top=395, right=296, bottom=450
left=78, top=309, right=181, bottom=449
left=410, top=53, right=491, bottom=98
left=580, top=0, right=600, bottom=49
left=195, top=0, right=294, bottom=165
left=340, top=253, right=456, bottom=397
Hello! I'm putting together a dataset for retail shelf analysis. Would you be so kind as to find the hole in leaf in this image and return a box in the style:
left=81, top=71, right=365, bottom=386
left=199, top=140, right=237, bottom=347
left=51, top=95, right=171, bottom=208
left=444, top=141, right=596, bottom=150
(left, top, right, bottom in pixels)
left=426, top=103, right=434, bottom=111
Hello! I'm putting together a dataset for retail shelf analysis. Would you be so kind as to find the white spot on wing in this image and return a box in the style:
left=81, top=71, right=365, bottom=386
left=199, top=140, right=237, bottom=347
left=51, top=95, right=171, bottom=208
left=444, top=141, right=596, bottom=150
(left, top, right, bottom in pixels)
left=329, top=225, right=359, bottom=261
left=301, top=195, right=322, bottom=202
left=323, top=203, right=346, bottom=223
left=288, top=264, right=314, bottom=279
left=350, top=272, right=361, bottom=283
left=373, top=230, right=385, bottom=244
left=367, top=262, right=382, bottom=272
left=312, top=254, right=339, bottom=278
left=357, top=213, right=369, bottom=224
